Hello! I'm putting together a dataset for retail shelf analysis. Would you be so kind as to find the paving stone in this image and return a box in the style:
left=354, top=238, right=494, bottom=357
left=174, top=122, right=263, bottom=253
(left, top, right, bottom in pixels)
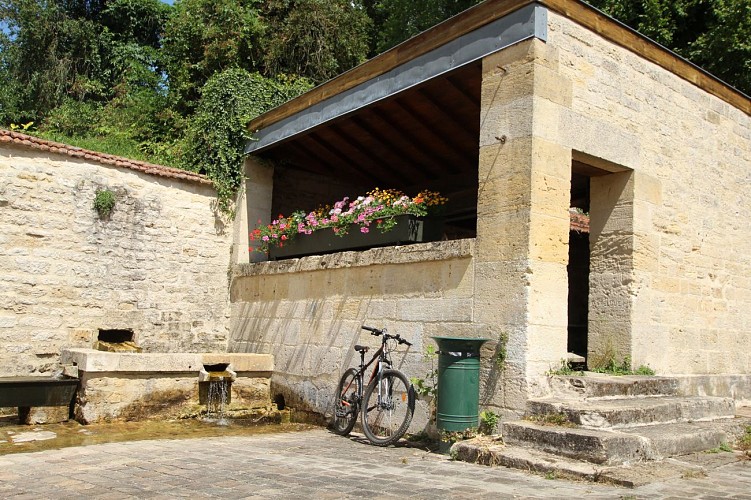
left=0, top=428, right=750, bottom=498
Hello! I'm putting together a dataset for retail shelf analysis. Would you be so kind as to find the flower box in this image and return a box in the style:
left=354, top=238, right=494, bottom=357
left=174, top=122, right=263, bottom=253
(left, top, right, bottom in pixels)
left=268, top=215, right=443, bottom=260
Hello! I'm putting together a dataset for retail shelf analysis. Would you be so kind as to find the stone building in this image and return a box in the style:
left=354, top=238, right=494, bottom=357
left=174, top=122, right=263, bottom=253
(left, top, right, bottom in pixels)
left=231, top=0, right=751, bottom=417
left=1, top=0, right=749, bottom=426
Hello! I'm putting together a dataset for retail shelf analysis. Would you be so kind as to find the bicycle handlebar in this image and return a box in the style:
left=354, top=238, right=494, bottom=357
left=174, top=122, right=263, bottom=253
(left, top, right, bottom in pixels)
left=361, top=325, right=412, bottom=347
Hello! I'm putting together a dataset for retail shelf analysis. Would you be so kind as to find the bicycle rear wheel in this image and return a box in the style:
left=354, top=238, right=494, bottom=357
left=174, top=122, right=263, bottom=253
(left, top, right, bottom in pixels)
left=332, top=368, right=360, bottom=436
left=361, top=369, right=415, bottom=446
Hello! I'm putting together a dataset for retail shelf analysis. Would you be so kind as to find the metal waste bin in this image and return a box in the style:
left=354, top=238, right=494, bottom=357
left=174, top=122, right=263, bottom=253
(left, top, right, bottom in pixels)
left=433, top=337, right=490, bottom=432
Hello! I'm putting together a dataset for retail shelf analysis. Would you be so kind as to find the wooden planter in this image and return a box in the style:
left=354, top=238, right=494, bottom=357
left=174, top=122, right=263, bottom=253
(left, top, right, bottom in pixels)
left=268, top=215, right=443, bottom=260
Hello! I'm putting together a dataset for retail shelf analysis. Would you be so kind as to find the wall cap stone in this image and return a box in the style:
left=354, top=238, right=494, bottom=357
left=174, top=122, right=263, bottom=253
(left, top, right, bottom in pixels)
left=0, top=129, right=212, bottom=185
left=61, top=349, right=273, bottom=373
left=234, top=238, right=475, bottom=277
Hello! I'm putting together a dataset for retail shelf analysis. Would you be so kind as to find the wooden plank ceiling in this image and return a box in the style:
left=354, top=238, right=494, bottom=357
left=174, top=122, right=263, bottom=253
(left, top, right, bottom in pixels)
left=257, top=63, right=481, bottom=193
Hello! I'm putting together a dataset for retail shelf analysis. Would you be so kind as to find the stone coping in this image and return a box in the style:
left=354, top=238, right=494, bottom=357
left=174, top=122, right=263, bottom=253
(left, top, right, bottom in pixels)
left=0, top=129, right=211, bottom=185
left=236, top=238, right=475, bottom=278
left=61, top=349, right=273, bottom=374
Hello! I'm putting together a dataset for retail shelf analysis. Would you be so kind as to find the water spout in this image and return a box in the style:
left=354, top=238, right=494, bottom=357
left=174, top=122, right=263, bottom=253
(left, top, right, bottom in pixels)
left=198, top=364, right=236, bottom=423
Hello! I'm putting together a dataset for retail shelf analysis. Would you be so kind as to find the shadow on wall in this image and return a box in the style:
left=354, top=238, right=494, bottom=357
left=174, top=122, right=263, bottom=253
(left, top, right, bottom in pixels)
left=227, top=257, right=473, bottom=416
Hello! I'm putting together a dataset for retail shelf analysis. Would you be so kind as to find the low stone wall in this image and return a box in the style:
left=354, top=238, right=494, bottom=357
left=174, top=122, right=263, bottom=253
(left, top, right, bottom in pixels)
left=61, top=349, right=273, bottom=423
left=229, top=239, right=485, bottom=430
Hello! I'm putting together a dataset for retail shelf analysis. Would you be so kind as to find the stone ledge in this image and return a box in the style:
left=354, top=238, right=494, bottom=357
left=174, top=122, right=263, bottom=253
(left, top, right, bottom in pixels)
left=235, top=238, right=475, bottom=277
left=61, top=349, right=273, bottom=373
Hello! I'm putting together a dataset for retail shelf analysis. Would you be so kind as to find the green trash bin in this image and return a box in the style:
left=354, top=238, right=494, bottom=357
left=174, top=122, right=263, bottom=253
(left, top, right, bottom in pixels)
left=433, top=337, right=490, bottom=432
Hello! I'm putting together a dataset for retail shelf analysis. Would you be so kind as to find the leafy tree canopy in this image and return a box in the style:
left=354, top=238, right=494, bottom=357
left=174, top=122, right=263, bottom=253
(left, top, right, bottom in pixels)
left=0, top=0, right=749, bottom=216
left=263, top=0, right=371, bottom=83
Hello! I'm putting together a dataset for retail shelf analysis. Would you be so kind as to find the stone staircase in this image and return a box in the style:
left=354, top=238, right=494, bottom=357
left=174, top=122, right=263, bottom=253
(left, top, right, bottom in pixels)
left=452, top=373, right=749, bottom=486
left=502, top=374, right=737, bottom=466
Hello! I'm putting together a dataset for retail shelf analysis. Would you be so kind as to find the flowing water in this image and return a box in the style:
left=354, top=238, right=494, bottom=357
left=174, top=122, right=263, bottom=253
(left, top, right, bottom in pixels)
left=0, top=415, right=314, bottom=456
left=205, top=377, right=230, bottom=424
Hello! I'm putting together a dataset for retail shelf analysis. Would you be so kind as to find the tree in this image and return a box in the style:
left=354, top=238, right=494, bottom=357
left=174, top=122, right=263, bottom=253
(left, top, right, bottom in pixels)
left=262, top=0, right=371, bottom=83
left=0, top=0, right=171, bottom=122
left=369, top=0, right=483, bottom=54
left=161, top=0, right=265, bottom=114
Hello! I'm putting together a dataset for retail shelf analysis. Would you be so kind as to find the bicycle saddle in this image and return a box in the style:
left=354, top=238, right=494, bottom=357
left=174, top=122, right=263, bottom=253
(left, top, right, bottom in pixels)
left=354, top=345, right=369, bottom=353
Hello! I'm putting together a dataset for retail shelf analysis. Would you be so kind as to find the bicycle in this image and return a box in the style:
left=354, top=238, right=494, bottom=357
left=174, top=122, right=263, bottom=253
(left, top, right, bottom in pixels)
left=332, top=325, right=416, bottom=446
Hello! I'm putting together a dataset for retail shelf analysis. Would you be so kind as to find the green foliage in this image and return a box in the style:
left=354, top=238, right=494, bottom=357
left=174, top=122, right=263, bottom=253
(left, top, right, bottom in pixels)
left=633, top=364, right=656, bottom=376
left=40, top=98, right=102, bottom=137
left=590, top=355, right=656, bottom=376
left=495, top=331, right=508, bottom=370
left=162, top=0, right=266, bottom=113
left=263, top=0, right=371, bottom=83
left=181, top=68, right=311, bottom=216
left=706, top=442, right=733, bottom=453
left=369, top=0, right=483, bottom=53
left=479, top=410, right=498, bottom=435
left=93, top=188, right=116, bottom=219
left=739, top=426, right=751, bottom=451
left=410, top=344, right=438, bottom=398
left=100, top=0, right=171, bottom=48
left=526, top=412, right=575, bottom=427
left=547, top=359, right=585, bottom=376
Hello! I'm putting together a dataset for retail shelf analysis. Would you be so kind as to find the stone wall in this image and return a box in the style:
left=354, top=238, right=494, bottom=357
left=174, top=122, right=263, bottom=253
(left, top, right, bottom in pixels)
left=545, top=13, right=751, bottom=375
left=229, top=240, right=490, bottom=425
left=0, top=142, right=232, bottom=377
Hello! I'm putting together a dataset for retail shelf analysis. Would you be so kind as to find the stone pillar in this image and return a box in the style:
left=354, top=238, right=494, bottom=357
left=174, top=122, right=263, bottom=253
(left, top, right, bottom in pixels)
left=476, top=40, right=571, bottom=411
left=243, top=157, right=275, bottom=263
left=588, top=170, right=635, bottom=368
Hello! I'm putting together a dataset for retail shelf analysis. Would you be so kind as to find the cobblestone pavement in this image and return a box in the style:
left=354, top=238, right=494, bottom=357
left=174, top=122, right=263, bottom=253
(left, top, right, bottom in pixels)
left=0, top=428, right=749, bottom=499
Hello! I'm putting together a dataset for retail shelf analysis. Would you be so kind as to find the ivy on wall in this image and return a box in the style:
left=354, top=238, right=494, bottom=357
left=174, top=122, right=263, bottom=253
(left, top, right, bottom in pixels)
left=180, top=68, right=311, bottom=217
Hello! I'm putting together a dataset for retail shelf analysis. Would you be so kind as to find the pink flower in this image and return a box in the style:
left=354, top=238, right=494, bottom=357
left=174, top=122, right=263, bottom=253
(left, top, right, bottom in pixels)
left=360, top=227, right=369, bottom=233
left=262, top=236, right=269, bottom=242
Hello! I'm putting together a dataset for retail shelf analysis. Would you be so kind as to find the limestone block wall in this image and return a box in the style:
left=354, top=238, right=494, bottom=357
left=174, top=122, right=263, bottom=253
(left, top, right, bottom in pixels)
left=0, top=142, right=232, bottom=376
left=229, top=240, right=487, bottom=425
left=544, top=13, right=751, bottom=374
left=476, top=40, right=572, bottom=409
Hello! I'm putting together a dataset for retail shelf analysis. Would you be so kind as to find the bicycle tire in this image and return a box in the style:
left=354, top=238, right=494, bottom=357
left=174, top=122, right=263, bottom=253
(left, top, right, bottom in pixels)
left=331, top=368, right=360, bottom=436
left=361, top=369, right=415, bottom=446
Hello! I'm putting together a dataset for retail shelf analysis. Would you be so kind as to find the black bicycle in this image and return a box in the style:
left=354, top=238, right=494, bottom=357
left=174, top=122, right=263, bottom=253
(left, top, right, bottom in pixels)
left=332, top=325, right=416, bottom=446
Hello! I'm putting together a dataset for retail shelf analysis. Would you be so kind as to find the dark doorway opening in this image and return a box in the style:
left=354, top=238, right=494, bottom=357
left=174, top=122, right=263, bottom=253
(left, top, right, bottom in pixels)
left=568, top=171, right=590, bottom=359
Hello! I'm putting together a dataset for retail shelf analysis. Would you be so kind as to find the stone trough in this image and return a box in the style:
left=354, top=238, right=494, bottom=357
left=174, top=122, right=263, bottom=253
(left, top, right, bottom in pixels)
left=0, top=376, right=79, bottom=424
left=61, top=349, right=273, bottom=423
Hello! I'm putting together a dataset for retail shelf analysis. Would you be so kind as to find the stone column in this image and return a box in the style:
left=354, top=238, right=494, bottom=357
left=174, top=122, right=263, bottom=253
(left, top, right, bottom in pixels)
left=476, top=39, right=571, bottom=411
left=588, top=170, right=635, bottom=367
left=243, top=157, right=274, bottom=263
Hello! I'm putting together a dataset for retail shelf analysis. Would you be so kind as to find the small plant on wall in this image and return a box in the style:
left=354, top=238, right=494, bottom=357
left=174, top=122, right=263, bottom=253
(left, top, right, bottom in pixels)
left=93, top=188, right=116, bottom=219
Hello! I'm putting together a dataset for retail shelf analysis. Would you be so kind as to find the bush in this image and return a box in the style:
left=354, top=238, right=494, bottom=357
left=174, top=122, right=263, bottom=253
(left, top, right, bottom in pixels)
left=41, top=99, right=102, bottom=137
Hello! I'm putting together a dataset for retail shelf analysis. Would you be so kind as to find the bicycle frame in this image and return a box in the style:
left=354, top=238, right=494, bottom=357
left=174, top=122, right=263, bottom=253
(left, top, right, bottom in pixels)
left=340, top=341, right=389, bottom=414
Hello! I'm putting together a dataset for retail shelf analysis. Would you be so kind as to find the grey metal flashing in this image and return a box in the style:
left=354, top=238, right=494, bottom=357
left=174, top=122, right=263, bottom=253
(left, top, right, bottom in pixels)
left=246, top=3, right=548, bottom=154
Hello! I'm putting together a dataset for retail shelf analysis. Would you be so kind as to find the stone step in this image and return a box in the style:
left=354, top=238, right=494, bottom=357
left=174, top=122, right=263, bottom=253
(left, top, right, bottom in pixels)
left=502, top=420, right=729, bottom=465
left=547, top=373, right=680, bottom=399
left=527, top=395, right=735, bottom=429
left=450, top=439, right=738, bottom=488
left=450, top=441, right=710, bottom=488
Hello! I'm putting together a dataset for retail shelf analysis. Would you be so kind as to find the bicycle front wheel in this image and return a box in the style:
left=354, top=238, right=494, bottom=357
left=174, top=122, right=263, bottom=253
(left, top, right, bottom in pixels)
left=361, top=369, right=415, bottom=446
left=332, top=368, right=360, bottom=436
